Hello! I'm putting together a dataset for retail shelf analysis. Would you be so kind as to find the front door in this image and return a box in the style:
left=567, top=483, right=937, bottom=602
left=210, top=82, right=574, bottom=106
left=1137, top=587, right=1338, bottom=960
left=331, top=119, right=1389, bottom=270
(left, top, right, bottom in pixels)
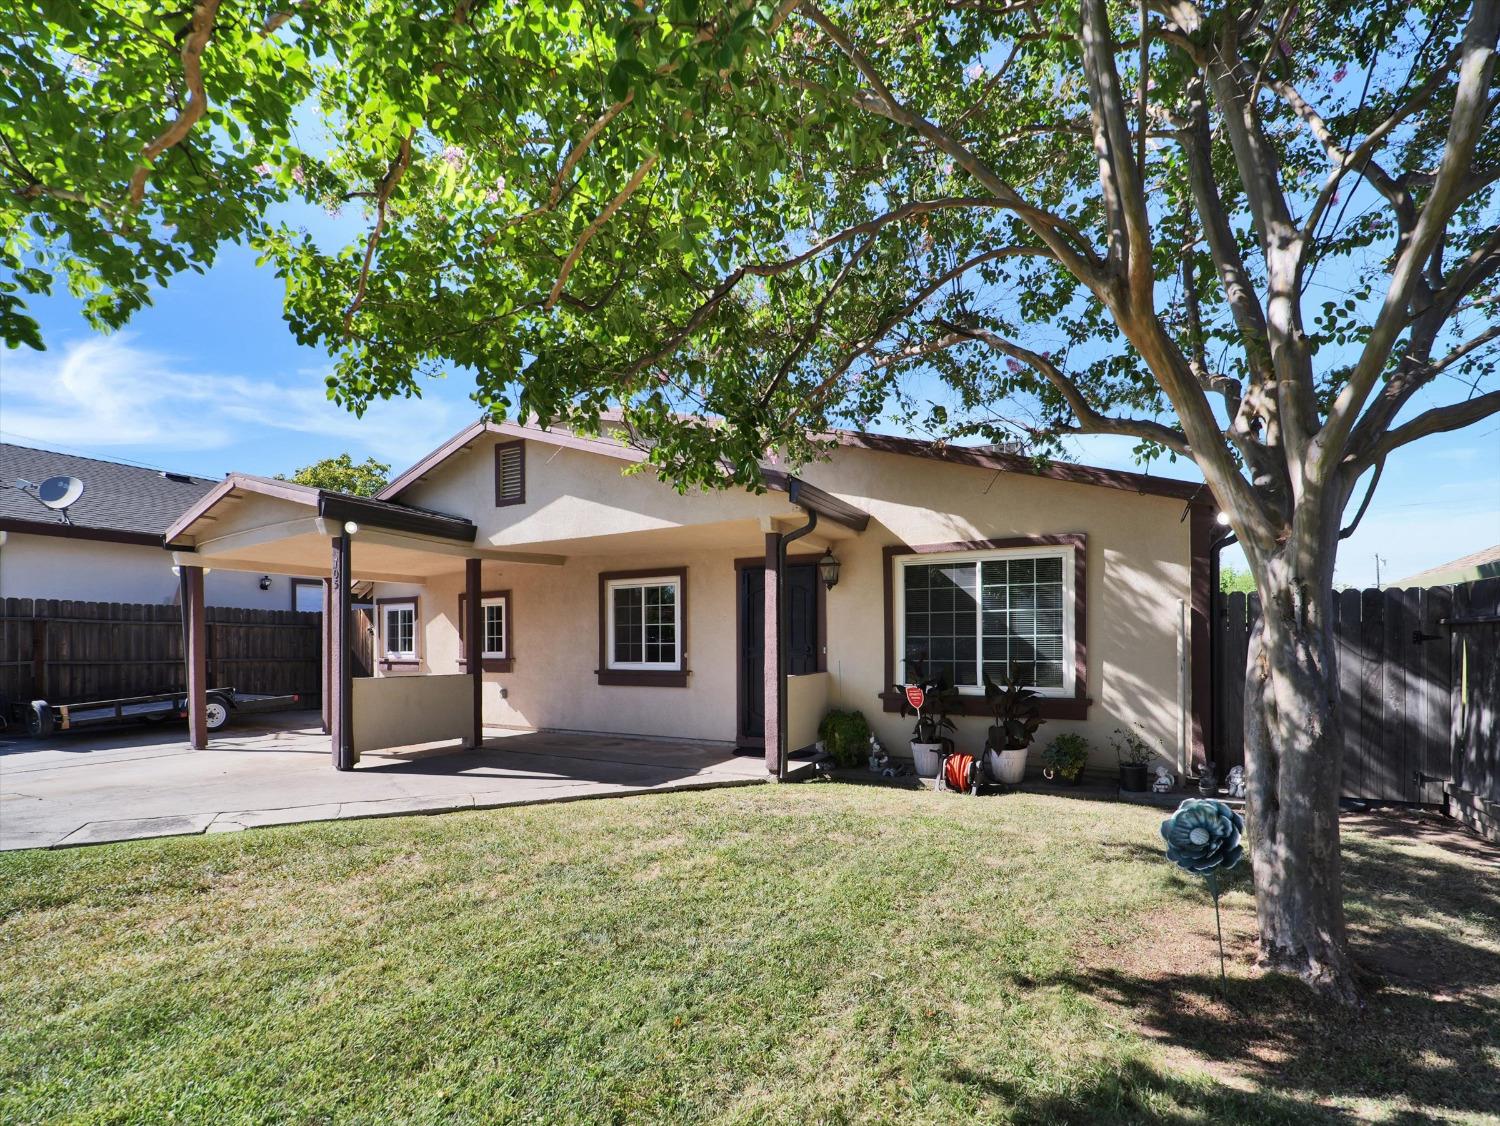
left=738, top=563, right=819, bottom=747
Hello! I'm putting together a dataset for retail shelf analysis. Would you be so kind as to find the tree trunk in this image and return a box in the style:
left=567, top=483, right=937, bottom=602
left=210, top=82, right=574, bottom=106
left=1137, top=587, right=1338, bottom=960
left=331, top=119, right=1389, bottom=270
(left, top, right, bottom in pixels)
left=1241, top=564, right=1364, bottom=1005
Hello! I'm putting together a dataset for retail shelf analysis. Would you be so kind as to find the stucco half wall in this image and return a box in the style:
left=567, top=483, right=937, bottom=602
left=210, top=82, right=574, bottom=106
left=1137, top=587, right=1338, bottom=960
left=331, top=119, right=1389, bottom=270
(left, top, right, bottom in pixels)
left=351, top=674, right=474, bottom=754
left=371, top=433, right=1202, bottom=772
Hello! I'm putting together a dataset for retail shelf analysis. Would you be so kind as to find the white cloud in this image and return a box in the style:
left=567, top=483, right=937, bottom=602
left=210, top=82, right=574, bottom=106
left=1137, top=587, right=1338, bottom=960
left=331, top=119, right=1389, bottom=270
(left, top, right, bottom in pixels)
left=0, top=336, right=464, bottom=465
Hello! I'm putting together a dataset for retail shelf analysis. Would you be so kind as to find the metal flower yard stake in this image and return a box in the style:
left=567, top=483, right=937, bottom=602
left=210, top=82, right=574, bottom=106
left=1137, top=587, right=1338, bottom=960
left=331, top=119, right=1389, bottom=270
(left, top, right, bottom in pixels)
left=1161, top=799, right=1245, bottom=993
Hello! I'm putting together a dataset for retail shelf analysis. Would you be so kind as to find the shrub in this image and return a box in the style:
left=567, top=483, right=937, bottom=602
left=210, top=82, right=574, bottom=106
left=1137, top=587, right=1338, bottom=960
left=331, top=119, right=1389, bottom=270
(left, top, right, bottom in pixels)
left=818, top=709, right=872, bottom=767
left=1041, top=733, right=1090, bottom=780
left=1110, top=726, right=1155, bottom=767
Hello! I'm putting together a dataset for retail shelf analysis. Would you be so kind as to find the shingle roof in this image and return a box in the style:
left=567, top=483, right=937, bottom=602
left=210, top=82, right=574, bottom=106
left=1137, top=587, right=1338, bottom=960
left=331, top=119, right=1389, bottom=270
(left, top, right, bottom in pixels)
left=0, top=443, right=217, bottom=539
left=1391, top=544, right=1500, bottom=589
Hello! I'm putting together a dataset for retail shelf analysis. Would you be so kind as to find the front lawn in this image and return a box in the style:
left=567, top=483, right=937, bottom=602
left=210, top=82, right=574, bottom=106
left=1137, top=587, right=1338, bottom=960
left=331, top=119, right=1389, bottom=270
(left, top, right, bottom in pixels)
left=2, top=785, right=1496, bottom=1123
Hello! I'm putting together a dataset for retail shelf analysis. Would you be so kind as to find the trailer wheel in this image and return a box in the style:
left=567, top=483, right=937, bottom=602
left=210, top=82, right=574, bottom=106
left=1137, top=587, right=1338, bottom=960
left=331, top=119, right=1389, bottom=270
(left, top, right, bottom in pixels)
left=26, top=701, right=55, bottom=738
left=204, top=695, right=231, bottom=732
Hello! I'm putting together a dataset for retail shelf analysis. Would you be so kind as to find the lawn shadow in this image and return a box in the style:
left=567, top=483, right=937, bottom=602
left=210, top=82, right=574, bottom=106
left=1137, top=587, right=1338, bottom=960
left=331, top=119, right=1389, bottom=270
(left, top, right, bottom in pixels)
left=1055, top=812, right=1500, bottom=1119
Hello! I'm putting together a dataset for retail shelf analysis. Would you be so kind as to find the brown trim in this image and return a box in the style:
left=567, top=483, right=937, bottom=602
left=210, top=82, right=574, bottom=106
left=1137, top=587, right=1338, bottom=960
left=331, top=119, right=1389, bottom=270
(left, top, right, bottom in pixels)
left=881, top=535, right=1091, bottom=721
left=1189, top=507, right=1213, bottom=769
left=458, top=588, right=514, bottom=673
left=376, top=419, right=489, bottom=500
left=834, top=431, right=1211, bottom=503
left=375, top=594, right=421, bottom=669
left=0, top=517, right=164, bottom=547
left=291, top=577, right=324, bottom=613
left=596, top=566, right=689, bottom=687
left=494, top=440, right=526, bottom=508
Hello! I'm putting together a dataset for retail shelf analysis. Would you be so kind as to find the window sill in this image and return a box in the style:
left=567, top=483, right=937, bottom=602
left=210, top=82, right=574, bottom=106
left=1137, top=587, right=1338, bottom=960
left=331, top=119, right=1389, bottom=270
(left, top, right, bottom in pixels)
left=877, top=689, right=1089, bottom=721
left=380, top=658, right=420, bottom=671
left=461, top=657, right=514, bottom=673
left=596, top=669, right=690, bottom=688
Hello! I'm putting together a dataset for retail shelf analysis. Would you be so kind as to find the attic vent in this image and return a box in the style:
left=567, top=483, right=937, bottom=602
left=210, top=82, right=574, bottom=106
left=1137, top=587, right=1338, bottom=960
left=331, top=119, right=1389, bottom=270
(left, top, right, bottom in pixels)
left=161, top=471, right=194, bottom=483
left=494, top=441, right=525, bottom=507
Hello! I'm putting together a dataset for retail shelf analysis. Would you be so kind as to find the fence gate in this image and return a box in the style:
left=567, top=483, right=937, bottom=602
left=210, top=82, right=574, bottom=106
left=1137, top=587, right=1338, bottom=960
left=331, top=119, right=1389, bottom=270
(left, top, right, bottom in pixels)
left=1212, top=582, right=1487, bottom=810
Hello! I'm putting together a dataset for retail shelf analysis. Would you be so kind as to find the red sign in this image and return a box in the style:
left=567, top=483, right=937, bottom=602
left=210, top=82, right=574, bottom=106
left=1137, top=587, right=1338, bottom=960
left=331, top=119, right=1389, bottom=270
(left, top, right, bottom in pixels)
left=904, top=684, right=926, bottom=711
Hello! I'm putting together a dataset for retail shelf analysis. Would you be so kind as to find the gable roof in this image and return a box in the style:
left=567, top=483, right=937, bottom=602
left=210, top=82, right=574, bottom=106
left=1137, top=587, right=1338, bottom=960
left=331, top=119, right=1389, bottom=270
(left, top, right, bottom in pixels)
left=377, top=418, right=1210, bottom=510
left=1391, top=544, right=1500, bottom=589
left=0, top=443, right=217, bottom=545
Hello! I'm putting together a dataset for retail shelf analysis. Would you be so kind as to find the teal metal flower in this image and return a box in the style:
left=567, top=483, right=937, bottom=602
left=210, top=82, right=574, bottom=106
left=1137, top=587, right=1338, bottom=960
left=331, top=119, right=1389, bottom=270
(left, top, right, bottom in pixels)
left=1161, top=798, right=1244, bottom=875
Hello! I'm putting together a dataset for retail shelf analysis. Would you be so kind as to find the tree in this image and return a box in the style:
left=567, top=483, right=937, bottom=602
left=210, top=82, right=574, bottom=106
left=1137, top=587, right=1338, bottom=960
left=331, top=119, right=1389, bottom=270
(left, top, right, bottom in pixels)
left=1219, top=565, right=1258, bottom=596
left=277, top=453, right=389, bottom=496
left=7, top=1, right=1497, bottom=1003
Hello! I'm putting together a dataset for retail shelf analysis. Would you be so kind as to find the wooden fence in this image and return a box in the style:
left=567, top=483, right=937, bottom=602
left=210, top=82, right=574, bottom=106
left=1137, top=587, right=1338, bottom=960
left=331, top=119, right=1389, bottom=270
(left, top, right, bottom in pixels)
left=0, top=598, right=322, bottom=705
left=1213, top=579, right=1500, bottom=837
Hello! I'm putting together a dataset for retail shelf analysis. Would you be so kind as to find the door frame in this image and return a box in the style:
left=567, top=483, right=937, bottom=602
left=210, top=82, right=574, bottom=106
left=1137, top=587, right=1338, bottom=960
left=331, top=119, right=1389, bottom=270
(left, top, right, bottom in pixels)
left=733, top=553, right=828, bottom=750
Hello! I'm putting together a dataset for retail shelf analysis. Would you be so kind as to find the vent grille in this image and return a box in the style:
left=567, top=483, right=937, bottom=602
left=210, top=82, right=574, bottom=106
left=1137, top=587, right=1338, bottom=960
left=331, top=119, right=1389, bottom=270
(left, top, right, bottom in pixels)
left=495, top=442, right=525, bottom=507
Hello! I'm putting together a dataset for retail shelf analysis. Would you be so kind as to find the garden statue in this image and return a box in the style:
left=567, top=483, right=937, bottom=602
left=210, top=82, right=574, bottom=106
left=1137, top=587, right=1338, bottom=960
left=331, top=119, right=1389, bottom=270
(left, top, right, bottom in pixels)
left=1151, top=765, right=1176, bottom=794
left=1225, top=766, right=1246, bottom=799
left=1160, top=799, right=1246, bottom=991
left=1197, top=761, right=1218, bottom=796
left=868, top=736, right=890, bottom=775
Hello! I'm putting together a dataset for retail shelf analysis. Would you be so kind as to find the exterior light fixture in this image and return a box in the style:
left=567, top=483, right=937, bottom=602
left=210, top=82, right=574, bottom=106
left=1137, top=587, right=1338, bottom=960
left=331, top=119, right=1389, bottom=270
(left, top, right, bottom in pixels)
left=1215, top=511, right=1231, bottom=527
left=343, top=521, right=359, bottom=535
left=818, top=548, right=841, bottom=590
left=259, top=575, right=272, bottom=591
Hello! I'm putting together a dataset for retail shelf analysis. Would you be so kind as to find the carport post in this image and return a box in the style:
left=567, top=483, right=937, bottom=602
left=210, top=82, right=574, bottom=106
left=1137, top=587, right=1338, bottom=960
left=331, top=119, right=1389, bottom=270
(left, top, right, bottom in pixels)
left=180, top=564, right=208, bottom=750
left=321, top=576, right=333, bottom=735
left=330, top=530, right=355, bottom=770
left=466, top=557, right=483, bottom=748
left=762, top=532, right=782, bottom=777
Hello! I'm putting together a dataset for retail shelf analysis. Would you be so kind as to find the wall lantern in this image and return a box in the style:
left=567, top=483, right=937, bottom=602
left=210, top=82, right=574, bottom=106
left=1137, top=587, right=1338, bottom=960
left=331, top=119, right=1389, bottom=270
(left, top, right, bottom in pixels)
left=818, top=548, right=841, bottom=590
left=258, top=575, right=272, bottom=591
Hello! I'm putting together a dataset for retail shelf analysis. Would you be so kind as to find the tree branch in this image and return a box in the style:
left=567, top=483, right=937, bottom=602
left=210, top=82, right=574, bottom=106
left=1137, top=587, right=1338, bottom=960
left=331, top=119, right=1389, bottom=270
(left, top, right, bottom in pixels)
left=1362, top=389, right=1500, bottom=465
left=343, top=130, right=414, bottom=334
left=544, top=151, right=659, bottom=312
left=125, top=0, right=220, bottom=211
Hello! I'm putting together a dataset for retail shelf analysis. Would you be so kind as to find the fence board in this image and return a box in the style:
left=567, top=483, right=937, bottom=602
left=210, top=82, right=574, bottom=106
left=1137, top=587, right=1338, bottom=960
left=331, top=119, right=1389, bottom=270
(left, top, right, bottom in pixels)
left=0, top=599, right=321, bottom=706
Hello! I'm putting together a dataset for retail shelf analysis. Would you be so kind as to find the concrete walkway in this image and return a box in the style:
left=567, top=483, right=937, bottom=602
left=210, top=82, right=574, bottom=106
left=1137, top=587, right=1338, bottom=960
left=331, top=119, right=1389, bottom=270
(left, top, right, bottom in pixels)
left=0, top=712, right=766, bottom=850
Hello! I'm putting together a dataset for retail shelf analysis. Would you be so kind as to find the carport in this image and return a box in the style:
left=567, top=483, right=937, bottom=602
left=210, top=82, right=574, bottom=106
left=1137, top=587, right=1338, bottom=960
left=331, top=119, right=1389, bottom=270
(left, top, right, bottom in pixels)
left=163, top=474, right=565, bottom=769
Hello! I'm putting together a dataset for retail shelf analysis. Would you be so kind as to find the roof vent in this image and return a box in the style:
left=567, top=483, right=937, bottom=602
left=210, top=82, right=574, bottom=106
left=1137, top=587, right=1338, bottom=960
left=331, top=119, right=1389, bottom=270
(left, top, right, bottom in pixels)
left=161, top=471, right=194, bottom=483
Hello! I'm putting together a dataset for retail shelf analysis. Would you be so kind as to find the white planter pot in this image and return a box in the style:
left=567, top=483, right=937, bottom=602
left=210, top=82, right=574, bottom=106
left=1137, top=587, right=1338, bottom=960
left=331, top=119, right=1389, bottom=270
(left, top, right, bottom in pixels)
left=910, top=741, right=944, bottom=778
left=985, top=747, right=1029, bottom=785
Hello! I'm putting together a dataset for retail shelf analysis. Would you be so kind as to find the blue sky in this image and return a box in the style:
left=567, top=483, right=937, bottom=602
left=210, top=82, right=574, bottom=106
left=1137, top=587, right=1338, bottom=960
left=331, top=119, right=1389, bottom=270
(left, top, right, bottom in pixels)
left=1, top=219, right=1495, bottom=590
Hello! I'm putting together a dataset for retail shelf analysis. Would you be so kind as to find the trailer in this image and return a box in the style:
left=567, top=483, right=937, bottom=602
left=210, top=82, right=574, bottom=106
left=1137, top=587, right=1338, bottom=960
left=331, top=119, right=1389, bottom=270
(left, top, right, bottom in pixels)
left=15, top=689, right=302, bottom=738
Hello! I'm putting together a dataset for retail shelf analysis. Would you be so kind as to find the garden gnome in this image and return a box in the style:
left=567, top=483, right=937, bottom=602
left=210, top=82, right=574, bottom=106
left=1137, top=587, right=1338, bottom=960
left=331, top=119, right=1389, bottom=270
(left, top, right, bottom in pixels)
left=1151, top=765, right=1176, bottom=793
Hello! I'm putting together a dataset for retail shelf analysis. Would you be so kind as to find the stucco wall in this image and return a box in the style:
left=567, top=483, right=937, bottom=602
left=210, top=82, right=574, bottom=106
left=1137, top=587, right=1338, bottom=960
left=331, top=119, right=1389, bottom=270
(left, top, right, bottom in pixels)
left=0, top=532, right=315, bottom=609
left=351, top=673, right=474, bottom=753
left=377, top=437, right=1197, bottom=770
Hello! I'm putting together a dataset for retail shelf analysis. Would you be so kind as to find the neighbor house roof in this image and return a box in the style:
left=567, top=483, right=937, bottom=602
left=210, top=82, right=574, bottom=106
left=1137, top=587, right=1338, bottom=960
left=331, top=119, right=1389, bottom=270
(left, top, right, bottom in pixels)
left=0, top=443, right=217, bottom=546
left=1390, top=545, right=1500, bottom=589
left=377, top=417, right=1210, bottom=510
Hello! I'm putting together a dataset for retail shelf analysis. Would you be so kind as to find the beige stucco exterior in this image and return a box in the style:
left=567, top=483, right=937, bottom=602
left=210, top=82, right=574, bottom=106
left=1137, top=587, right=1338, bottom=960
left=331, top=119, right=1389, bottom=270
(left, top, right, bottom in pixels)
left=365, top=431, right=1201, bottom=773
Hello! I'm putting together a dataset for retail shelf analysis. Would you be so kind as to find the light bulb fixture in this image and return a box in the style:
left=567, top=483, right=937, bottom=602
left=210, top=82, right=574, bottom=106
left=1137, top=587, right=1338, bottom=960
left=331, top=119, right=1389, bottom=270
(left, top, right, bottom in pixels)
left=817, top=548, right=841, bottom=590
left=259, top=575, right=272, bottom=591
left=343, top=520, right=359, bottom=535
left=1215, top=511, right=1231, bottom=527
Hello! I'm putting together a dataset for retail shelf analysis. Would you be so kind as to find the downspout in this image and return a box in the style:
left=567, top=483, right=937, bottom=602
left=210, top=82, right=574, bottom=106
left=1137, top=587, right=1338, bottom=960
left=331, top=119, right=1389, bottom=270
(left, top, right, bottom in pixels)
left=775, top=504, right=818, bottom=781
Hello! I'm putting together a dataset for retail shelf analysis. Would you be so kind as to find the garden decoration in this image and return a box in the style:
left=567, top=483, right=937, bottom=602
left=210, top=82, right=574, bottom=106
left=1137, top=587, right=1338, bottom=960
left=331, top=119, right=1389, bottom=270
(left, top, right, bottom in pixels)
left=1151, top=765, right=1176, bottom=794
left=1225, top=766, right=1247, bottom=799
left=1161, top=799, right=1245, bottom=991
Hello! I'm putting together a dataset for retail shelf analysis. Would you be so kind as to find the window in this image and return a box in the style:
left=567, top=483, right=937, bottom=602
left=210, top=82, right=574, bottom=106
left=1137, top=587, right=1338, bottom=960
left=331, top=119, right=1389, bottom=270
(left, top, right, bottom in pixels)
left=291, top=578, right=324, bottom=613
left=480, top=596, right=507, bottom=658
left=495, top=441, right=525, bottom=506
left=458, top=590, right=512, bottom=672
left=607, top=577, right=681, bottom=669
left=895, top=547, right=1073, bottom=696
left=381, top=600, right=418, bottom=662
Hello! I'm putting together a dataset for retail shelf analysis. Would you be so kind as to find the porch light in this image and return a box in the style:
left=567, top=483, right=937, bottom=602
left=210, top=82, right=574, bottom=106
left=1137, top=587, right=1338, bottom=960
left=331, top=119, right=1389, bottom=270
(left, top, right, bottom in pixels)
left=343, top=520, right=359, bottom=535
left=818, top=548, right=841, bottom=590
left=1215, top=511, right=1231, bottom=526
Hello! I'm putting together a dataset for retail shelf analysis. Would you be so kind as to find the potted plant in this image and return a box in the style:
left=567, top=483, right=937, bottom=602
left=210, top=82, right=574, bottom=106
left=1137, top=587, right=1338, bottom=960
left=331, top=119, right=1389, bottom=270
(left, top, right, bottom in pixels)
left=982, top=673, right=1043, bottom=785
left=817, top=709, right=872, bottom=768
left=1040, top=732, right=1089, bottom=785
left=1111, top=726, right=1154, bottom=792
left=897, top=669, right=958, bottom=777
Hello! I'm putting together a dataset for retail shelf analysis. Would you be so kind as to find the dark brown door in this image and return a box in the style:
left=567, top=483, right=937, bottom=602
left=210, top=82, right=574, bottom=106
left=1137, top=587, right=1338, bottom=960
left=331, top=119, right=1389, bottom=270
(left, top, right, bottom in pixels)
left=738, top=564, right=818, bottom=746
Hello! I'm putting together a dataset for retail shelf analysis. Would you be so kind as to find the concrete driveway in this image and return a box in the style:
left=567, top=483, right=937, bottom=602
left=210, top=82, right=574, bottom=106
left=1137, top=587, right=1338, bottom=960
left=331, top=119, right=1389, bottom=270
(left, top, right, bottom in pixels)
left=0, top=711, right=766, bottom=850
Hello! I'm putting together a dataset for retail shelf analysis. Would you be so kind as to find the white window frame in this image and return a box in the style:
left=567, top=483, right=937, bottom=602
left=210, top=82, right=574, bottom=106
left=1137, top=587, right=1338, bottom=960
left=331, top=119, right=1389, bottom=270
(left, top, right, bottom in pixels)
left=479, top=594, right=508, bottom=660
left=893, top=545, right=1075, bottom=698
left=381, top=600, right=418, bottom=662
left=605, top=575, right=683, bottom=671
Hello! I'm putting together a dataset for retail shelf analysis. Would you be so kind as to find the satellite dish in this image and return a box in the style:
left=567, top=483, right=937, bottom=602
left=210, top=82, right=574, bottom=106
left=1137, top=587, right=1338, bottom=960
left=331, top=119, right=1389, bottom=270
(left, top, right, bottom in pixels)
left=38, top=475, right=85, bottom=511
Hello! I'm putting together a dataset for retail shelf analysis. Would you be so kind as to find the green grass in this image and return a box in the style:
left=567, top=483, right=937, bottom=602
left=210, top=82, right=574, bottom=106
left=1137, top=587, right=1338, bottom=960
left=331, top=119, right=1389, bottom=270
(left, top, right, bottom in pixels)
left=1, top=785, right=1496, bottom=1124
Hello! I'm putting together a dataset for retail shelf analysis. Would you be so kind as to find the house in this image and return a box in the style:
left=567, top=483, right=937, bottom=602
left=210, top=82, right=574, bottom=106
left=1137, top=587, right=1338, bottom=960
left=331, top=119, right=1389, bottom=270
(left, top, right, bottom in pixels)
left=1390, top=545, right=1500, bottom=589
left=163, top=419, right=1215, bottom=778
left=0, top=444, right=316, bottom=609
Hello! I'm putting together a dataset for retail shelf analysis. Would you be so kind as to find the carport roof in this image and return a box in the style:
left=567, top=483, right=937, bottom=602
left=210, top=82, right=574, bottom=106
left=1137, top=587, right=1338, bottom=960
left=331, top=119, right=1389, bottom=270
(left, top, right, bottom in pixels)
left=165, top=473, right=475, bottom=547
